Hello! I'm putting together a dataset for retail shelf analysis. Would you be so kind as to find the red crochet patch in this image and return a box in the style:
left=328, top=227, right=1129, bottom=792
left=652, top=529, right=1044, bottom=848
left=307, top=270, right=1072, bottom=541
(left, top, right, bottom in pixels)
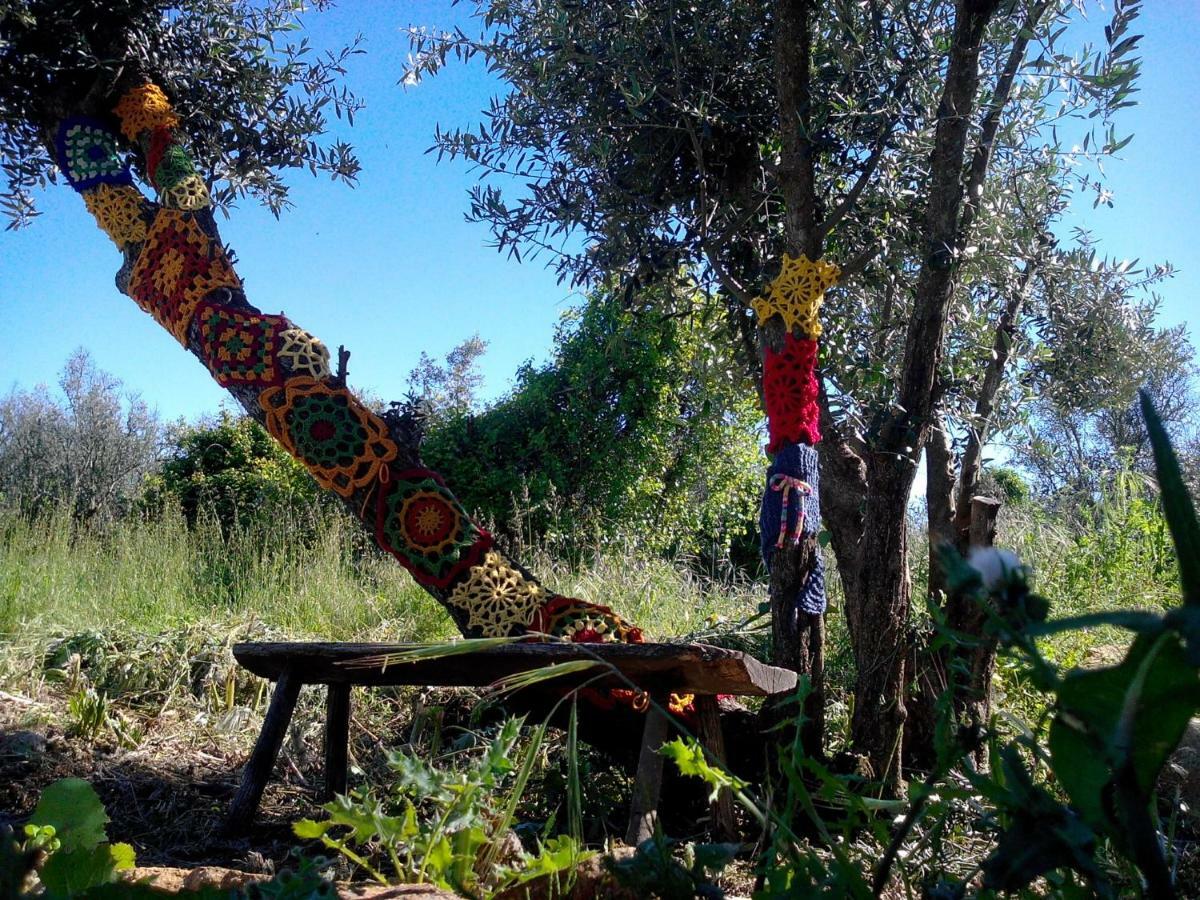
left=129, top=211, right=241, bottom=343
left=763, top=334, right=821, bottom=452
left=196, top=302, right=288, bottom=387
left=374, top=466, right=492, bottom=589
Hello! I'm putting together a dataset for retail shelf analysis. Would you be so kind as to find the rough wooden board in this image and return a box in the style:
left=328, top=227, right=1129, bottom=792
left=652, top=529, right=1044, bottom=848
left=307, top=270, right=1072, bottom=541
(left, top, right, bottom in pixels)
left=233, top=641, right=797, bottom=697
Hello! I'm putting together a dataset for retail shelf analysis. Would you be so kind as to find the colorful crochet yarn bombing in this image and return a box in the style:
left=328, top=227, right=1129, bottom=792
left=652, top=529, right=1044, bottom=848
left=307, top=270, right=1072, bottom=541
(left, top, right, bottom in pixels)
left=83, top=184, right=148, bottom=248
left=260, top=377, right=398, bottom=497
left=55, top=118, right=132, bottom=192
left=162, top=174, right=210, bottom=211
left=758, top=442, right=826, bottom=614
left=763, top=333, right=821, bottom=452
left=145, top=129, right=194, bottom=188
left=129, top=211, right=241, bottom=343
left=276, top=328, right=332, bottom=380
left=530, top=596, right=644, bottom=644
left=374, top=467, right=492, bottom=589
left=448, top=550, right=546, bottom=637
left=197, top=302, right=288, bottom=387
left=114, top=84, right=179, bottom=141
left=751, top=253, right=839, bottom=337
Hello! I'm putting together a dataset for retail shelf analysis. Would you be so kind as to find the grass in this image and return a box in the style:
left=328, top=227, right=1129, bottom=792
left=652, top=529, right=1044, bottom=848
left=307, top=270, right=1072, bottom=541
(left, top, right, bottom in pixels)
left=0, top=481, right=1190, bottom=890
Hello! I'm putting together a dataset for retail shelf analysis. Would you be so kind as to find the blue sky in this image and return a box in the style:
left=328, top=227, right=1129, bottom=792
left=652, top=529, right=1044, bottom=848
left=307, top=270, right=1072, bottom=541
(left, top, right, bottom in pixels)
left=1, top=1, right=1195, bottom=424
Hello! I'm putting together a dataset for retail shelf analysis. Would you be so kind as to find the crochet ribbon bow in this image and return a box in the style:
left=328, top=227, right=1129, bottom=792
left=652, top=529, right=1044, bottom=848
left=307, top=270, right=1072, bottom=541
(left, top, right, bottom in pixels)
left=769, top=473, right=813, bottom=549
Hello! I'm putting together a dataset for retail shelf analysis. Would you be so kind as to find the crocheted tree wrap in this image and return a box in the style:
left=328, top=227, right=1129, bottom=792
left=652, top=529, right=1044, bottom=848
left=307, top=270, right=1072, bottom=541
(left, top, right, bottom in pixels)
left=374, top=467, right=492, bottom=589
left=55, top=118, right=132, bottom=192
left=530, top=596, right=644, bottom=644
left=162, top=174, right=211, bottom=210
left=763, top=334, right=821, bottom=452
left=129, top=211, right=242, bottom=343
left=149, top=139, right=196, bottom=190
left=447, top=550, right=546, bottom=637
left=113, top=83, right=179, bottom=141
left=197, top=302, right=288, bottom=387
left=83, top=184, right=148, bottom=247
left=276, top=328, right=332, bottom=380
left=758, top=443, right=826, bottom=614
left=142, top=125, right=210, bottom=209
left=260, top=378, right=398, bottom=497
left=751, top=253, right=839, bottom=337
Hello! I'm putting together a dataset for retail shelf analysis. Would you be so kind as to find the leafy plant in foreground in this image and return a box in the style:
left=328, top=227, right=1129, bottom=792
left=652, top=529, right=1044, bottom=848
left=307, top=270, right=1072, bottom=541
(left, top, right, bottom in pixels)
left=294, top=716, right=592, bottom=897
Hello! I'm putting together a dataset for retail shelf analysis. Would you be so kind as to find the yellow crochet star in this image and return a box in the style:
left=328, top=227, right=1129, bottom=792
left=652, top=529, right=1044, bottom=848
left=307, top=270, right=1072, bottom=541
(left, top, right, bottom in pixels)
left=750, top=253, right=840, bottom=337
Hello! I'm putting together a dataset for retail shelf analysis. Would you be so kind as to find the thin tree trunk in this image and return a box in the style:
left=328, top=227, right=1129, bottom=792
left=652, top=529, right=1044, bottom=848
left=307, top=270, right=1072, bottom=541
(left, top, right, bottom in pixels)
left=843, top=0, right=1002, bottom=790
left=905, top=409, right=956, bottom=770
left=760, top=0, right=826, bottom=757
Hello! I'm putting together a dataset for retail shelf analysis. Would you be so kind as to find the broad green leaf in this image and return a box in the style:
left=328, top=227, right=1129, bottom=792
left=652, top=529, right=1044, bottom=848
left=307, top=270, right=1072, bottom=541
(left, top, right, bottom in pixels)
left=39, top=842, right=131, bottom=897
left=1049, top=632, right=1200, bottom=837
left=1141, top=391, right=1200, bottom=607
left=29, top=779, right=108, bottom=854
left=291, top=819, right=330, bottom=840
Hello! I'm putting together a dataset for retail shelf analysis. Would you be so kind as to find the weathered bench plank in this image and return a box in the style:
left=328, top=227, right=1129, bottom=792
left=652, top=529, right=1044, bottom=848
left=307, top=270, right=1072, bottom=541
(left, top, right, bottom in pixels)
left=232, top=641, right=797, bottom=696
left=226, top=641, right=797, bottom=838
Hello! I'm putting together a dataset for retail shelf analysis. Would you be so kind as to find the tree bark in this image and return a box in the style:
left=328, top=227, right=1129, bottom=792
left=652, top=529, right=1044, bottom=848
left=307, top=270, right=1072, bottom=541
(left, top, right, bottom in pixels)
left=838, top=0, right=1002, bottom=791
left=761, top=0, right=826, bottom=757
left=905, top=408, right=957, bottom=770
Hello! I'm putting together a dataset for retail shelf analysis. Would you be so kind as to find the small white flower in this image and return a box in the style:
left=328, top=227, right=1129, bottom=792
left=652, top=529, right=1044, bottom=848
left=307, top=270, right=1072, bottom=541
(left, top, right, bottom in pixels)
left=967, top=547, right=1025, bottom=591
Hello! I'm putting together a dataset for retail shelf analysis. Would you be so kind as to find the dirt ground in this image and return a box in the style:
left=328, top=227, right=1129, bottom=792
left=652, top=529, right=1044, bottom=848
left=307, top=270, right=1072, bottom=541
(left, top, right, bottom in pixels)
left=1, top=685, right=378, bottom=874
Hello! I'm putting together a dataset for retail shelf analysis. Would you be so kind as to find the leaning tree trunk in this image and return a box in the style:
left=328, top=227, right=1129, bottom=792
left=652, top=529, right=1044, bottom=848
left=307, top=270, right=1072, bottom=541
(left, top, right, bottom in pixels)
left=44, top=77, right=648, bottom=680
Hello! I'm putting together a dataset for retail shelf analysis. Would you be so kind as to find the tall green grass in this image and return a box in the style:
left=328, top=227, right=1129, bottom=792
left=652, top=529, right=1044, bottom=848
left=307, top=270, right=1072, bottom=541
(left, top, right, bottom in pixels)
left=0, top=468, right=1178, bottom=677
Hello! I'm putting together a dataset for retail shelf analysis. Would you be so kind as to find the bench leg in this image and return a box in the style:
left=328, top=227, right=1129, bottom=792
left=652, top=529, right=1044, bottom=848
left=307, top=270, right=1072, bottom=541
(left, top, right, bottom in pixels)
left=323, top=683, right=351, bottom=800
left=225, top=669, right=302, bottom=833
left=695, top=695, right=737, bottom=841
left=625, top=696, right=669, bottom=846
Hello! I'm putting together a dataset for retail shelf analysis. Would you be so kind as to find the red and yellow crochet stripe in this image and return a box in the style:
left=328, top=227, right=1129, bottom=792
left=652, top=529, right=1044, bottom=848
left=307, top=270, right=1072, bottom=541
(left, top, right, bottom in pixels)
left=128, top=210, right=241, bottom=344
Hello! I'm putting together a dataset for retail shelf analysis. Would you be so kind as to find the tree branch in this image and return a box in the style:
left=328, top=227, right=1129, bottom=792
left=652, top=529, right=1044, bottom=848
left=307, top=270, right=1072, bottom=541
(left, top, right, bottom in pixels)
left=958, top=0, right=1054, bottom=243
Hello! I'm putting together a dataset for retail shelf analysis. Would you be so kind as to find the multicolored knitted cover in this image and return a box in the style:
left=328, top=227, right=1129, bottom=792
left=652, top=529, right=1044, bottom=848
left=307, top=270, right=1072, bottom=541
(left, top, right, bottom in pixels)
left=260, top=377, right=398, bottom=496
left=374, top=466, right=493, bottom=589
left=55, top=118, right=133, bottom=192
left=754, top=253, right=838, bottom=617
left=758, top=443, right=826, bottom=614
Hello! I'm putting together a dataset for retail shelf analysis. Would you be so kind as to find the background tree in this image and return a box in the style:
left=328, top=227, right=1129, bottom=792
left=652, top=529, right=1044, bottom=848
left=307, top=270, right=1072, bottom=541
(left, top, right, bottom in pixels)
left=141, top=411, right=323, bottom=526
left=406, top=334, right=489, bottom=419
left=0, top=349, right=161, bottom=521
left=407, top=0, right=1149, bottom=781
left=421, top=282, right=763, bottom=560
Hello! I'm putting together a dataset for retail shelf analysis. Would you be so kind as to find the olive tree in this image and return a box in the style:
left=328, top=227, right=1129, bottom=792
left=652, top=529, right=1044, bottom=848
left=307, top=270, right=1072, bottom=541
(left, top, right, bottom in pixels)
left=406, top=0, right=1150, bottom=781
left=0, top=0, right=650, bottom=718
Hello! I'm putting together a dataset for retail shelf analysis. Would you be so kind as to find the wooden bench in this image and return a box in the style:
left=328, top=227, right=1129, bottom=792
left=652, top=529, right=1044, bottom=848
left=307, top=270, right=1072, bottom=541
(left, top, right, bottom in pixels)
left=226, top=641, right=797, bottom=843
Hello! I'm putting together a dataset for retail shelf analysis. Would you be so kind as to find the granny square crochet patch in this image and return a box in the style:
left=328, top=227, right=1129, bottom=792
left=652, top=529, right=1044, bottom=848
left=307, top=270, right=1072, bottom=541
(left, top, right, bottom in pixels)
left=197, top=302, right=288, bottom=387
left=530, top=595, right=644, bottom=644
left=447, top=550, right=545, bottom=637
left=260, top=377, right=398, bottom=497
left=83, top=184, right=148, bottom=248
left=55, top=118, right=132, bottom=192
left=375, top=467, right=492, bottom=589
left=113, top=83, right=179, bottom=141
left=763, top=333, right=821, bottom=452
left=128, top=210, right=242, bottom=343
left=751, top=253, right=839, bottom=336
left=276, top=328, right=332, bottom=380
